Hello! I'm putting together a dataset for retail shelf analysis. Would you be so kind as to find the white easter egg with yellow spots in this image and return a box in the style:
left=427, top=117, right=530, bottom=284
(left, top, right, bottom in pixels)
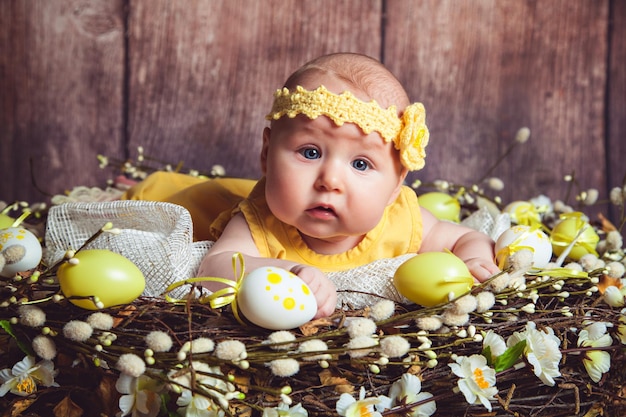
left=495, top=225, right=552, bottom=268
left=237, top=266, right=317, bottom=330
left=0, top=227, right=43, bottom=277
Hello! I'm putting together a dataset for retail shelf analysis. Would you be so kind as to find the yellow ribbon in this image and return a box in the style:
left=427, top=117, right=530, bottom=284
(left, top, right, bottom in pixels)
left=550, top=212, right=599, bottom=257
left=511, top=203, right=551, bottom=234
left=162, top=253, right=247, bottom=325
left=495, top=224, right=544, bottom=269
left=526, top=267, right=588, bottom=279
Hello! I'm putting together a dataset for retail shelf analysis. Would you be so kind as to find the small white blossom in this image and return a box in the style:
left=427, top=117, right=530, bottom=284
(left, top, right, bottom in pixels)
left=603, top=286, right=625, bottom=307
left=448, top=355, right=497, bottom=411
left=482, top=331, right=506, bottom=363
left=116, top=373, right=163, bottom=417
left=336, top=386, right=383, bottom=417
left=507, top=322, right=561, bottom=386
left=383, top=373, right=436, bottom=417
left=262, top=402, right=308, bottom=417
left=0, top=356, right=58, bottom=397
left=577, top=322, right=612, bottom=383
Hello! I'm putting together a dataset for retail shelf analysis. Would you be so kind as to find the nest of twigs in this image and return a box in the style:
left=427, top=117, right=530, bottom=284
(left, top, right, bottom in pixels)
left=2, top=262, right=626, bottom=416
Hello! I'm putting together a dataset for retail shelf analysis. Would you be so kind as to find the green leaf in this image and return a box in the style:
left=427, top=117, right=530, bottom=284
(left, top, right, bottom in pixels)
left=0, top=319, right=33, bottom=356
left=482, top=345, right=494, bottom=367
left=494, top=340, right=526, bottom=372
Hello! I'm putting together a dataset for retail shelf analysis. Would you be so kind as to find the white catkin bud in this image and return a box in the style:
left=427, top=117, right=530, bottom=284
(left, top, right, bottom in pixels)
left=582, top=189, right=599, bottom=205
left=515, top=127, right=531, bottom=143
left=610, top=187, right=624, bottom=206
left=487, top=177, right=504, bottom=191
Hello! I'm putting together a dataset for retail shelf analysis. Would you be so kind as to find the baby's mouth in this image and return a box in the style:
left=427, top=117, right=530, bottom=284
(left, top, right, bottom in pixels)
left=306, top=205, right=337, bottom=218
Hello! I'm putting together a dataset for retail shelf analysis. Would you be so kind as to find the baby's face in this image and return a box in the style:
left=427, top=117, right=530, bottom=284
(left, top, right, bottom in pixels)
left=261, top=110, right=406, bottom=253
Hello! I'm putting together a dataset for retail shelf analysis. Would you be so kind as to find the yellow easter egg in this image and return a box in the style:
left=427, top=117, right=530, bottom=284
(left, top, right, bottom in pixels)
left=57, top=249, right=145, bottom=310
left=0, top=227, right=42, bottom=277
left=550, top=214, right=599, bottom=261
left=393, top=252, right=474, bottom=307
left=0, top=213, right=14, bottom=229
left=495, top=225, right=552, bottom=268
left=237, top=266, right=317, bottom=330
left=418, top=192, right=460, bottom=223
left=503, top=201, right=541, bottom=226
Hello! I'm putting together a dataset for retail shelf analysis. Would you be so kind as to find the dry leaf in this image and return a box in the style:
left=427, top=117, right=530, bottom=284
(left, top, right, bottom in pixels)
left=113, top=305, right=137, bottom=327
left=300, top=317, right=334, bottom=336
left=3, top=398, right=35, bottom=417
left=597, top=274, right=622, bottom=294
left=229, top=371, right=251, bottom=394
left=319, top=368, right=354, bottom=394
left=582, top=402, right=605, bottom=417
left=598, top=213, right=617, bottom=233
left=53, top=395, right=84, bottom=417
left=96, top=373, right=119, bottom=416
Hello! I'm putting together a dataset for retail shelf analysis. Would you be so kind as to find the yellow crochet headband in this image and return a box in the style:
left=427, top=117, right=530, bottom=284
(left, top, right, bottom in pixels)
left=266, top=85, right=429, bottom=171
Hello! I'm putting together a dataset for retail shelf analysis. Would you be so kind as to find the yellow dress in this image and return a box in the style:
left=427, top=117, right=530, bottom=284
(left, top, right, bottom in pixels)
left=123, top=172, right=423, bottom=271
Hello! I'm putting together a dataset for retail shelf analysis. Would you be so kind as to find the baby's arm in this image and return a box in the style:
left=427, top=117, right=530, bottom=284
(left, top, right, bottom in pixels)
left=197, top=213, right=337, bottom=318
left=418, top=208, right=500, bottom=281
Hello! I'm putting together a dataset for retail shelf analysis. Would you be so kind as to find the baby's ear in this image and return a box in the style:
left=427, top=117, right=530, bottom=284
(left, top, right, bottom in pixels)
left=260, top=127, right=271, bottom=174
left=387, top=168, right=408, bottom=205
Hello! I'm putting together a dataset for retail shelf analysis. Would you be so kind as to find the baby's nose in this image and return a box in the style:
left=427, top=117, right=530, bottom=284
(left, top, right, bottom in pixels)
left=315, top=162, right=344, bottom=191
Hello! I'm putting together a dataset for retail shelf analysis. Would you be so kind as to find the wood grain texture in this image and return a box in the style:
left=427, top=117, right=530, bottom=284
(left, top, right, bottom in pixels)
left=0, top=0, right=623, bottom=223
left=607, top=0, right=626, bottom=220
left=0, top=0, right=125, bottom=202
left=385, top=0, right=609, bottom=207
left=126, top=0, right=382, bottom=180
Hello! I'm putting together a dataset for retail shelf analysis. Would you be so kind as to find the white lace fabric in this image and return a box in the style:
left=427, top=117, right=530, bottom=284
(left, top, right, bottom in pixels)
left=44, top=201, right=508, bottom=309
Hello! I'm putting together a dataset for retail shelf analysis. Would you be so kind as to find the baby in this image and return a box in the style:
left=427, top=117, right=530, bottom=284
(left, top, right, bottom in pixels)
left=196, top=53, right=500, bottom=318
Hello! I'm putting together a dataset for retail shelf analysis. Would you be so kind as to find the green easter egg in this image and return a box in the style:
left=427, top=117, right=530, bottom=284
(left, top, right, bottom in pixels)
left=418, top=192, right=461, bottom=223
left=393, top=252, right=474, bottom=307
left=58, top=249, right=145, bottom=310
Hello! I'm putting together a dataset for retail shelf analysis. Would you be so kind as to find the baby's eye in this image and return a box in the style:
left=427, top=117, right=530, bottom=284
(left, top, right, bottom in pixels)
left=301, top=148, right=320, bottom=159
left=352, top=159, right=370, bottom=171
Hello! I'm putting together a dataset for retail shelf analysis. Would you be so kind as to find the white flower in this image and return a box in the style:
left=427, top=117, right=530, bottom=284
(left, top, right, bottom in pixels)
left=262, top=402, right=309, bottom=417
left=116, top=374, right=163, bottom=417
left=577, top=323, right=612, bottom=383
left=482, top=331, right=506, bottom=363
left=168, top=361, right=229, bottom=416
left=603, top=286, right=625, bottom=307
left=176, top=389, right=225, bottom=417
left=336, top=387, right=383, bottom=417
left=448, top=354, right=498, bottom=411
left=384, top=373, right=436, bottom=417
left=0, top=356, right=58, bottom=397
left=507, top=322, right=561, bottom=386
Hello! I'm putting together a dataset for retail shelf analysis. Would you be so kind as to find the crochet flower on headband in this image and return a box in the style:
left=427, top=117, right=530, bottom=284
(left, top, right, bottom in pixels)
left=266, top=85, right=429, bottom=171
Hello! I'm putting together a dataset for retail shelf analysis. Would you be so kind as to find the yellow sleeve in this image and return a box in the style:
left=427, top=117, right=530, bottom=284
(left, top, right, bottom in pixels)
left=123, top=172, right=257, bottom=241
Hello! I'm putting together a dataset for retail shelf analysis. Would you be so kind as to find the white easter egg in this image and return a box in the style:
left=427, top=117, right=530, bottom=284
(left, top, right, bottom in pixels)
left=236, top=266, right=317, bottom=330
left=0, top=227, right=43, bottom=277
left=495, top=225, right=552, bottom=268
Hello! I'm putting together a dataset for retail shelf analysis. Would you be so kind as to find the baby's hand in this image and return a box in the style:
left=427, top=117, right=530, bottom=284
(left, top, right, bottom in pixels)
left=465, top=257, right=501, bottom=282
left=290, top=265, right=337, bottom=318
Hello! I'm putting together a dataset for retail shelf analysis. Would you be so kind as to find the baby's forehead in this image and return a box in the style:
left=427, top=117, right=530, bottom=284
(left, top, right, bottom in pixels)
left=287, top=69, right=409, bottom=111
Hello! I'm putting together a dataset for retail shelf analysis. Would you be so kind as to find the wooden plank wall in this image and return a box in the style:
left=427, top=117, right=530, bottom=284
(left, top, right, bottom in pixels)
left=1, top=0, right=624, bottom=225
